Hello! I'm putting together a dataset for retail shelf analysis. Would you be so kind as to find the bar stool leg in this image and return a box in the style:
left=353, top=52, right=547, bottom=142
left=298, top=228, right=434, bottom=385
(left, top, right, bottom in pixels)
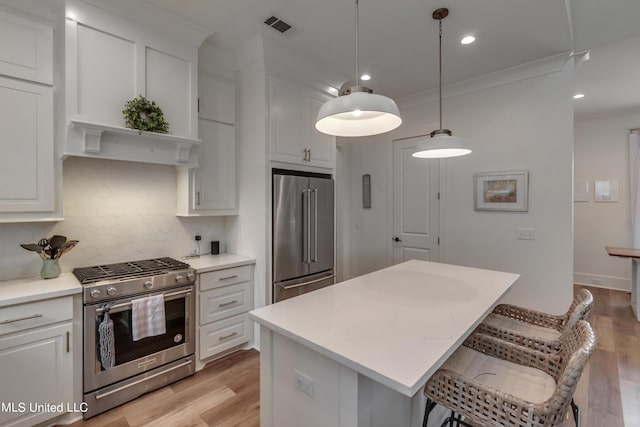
left=423, top=398, right=437, bottom=427
left=571, top=398, right=580, bottom=427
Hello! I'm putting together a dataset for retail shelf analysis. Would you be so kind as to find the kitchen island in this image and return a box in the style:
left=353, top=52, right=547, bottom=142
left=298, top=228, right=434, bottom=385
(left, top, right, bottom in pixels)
left=249, top=260, right=520, bottom=427
left=606, top=246, right=640, bottom=321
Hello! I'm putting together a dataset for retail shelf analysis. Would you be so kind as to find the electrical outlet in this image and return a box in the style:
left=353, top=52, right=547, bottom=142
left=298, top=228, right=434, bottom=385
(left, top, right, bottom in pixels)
left=294, top=369, right=314, bottom=397
left=515, top=228, right=535, bottom=240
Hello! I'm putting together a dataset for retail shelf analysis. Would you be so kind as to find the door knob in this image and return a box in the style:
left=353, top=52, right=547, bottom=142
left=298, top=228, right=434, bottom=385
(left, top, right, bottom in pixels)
left=394, top=237, right=402, bottom=242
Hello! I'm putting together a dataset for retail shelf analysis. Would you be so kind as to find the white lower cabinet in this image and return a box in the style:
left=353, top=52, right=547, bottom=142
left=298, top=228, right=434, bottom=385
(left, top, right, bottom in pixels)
left=0, top=297, right=73, bottom=427
left=197, top=264, right=254, bottom=363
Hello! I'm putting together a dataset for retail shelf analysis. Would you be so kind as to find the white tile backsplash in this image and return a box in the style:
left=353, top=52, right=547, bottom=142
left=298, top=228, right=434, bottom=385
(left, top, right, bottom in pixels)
left=0, top=157, right=226, bottom=280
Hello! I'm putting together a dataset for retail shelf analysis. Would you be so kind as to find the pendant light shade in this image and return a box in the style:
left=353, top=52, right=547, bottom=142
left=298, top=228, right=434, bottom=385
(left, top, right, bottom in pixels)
left=413, top=8, right=471, bottom=159
left=315, top=89, right=402, bottom=137
left=315, top=0, right=402, bottom=137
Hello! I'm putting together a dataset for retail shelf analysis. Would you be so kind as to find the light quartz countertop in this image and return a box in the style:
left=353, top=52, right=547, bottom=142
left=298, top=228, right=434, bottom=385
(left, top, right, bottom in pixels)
left=0, top=273, right=82, bottom=308
left=0, top=254, right=255, bottom=308
left=183, top=253, right=255, bottom=273
left=250, top=259, right=520, bottom=397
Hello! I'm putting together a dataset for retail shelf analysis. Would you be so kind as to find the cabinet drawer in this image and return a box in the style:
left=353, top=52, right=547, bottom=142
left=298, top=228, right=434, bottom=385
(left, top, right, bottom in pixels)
left=200, top=265, right=252, bottom=291
left=0, top=296, right=73, bottom=336
left=200, top=281, right=252, bottom=325
left=199, top=313, right=250, bottom=360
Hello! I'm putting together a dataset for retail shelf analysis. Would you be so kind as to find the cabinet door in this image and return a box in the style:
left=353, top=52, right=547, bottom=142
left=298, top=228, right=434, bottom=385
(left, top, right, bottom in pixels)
left=269, top=76, right=306, bottom=164
left=307, top=95, right=335, bottom=168
left=0, top=77, right=54, bottom=212
left=199, top=74, right=235, bottom=124
left=194, top=119, right=237, bottom=212
left=0, top=9, right=53, bottom=85
left=0, top=323, right=73, bottom=426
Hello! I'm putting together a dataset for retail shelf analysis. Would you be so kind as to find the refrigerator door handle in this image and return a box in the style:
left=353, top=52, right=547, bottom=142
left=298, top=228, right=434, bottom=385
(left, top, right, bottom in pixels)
left=277, top=274, right=336, bottom=290
left=312, top=188, right=318, bottom=262
left=303, top=188, right=311, bottom=264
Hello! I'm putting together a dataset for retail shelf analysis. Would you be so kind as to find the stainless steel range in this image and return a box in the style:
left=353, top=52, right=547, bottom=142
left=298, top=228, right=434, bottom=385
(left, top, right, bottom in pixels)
left=74, top=257, right=196, bottom=419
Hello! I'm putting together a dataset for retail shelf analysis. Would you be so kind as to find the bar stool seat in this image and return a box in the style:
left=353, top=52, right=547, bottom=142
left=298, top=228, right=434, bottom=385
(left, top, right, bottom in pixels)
left=423, top=320, right=595, bottom=427
left=482, top=312, right=561, bottom=341
left=440, top=344, right=557, bottom=405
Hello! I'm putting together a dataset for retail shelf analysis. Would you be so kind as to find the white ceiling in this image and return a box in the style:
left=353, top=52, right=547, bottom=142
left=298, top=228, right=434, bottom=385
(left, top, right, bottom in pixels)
left=147, top=0, right=640, bottom=118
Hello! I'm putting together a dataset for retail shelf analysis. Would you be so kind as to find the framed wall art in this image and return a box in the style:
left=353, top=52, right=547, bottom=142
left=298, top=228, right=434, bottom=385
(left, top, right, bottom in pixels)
left=474, top=171, right=529, bottom=212
left=594, top=179, right=619, bottom=202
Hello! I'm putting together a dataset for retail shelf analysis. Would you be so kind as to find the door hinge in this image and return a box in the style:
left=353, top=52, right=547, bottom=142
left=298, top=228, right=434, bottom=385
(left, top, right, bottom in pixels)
left=437, top=237, right=440, bottom=245
left=437, top=192, right=440, bottom=200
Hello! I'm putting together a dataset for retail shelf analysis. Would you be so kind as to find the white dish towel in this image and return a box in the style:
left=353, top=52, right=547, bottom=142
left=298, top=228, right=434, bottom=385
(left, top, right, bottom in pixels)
left=131, top=294, right=166, bottom=341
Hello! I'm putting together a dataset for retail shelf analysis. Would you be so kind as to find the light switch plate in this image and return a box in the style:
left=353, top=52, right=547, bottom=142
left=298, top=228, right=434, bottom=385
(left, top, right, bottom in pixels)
left=516, top=228, right=535, bottom=240
left=294, top=369, right=314, bottom=397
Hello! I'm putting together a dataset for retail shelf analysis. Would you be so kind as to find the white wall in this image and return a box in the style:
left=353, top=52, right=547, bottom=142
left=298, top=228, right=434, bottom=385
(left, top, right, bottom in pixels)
left=341, top=136, right=393, bottom=279
left=342, top=59, right=575, bottom=313
left=574, top=111, right=640, bottom=290
left=0, top=157, right=226, bottom=280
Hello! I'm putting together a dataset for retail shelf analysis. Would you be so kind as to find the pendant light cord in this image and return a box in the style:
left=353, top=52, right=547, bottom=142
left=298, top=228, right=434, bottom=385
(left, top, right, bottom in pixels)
left=355, top=0, right=360, bottom=87
left=438, top=17, right=443, bottom=131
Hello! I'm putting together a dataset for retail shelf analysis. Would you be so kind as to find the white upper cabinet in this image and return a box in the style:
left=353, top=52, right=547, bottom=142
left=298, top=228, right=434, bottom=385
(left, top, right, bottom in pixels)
left=0, top=9, right=53, bottom=85
left=0, top=77, right=54, bottom=213
left=199, top=74, right=235, bottom=125
left=0, top=5, right=56, bottom=219
left=269, top=76, right=335, bottom=169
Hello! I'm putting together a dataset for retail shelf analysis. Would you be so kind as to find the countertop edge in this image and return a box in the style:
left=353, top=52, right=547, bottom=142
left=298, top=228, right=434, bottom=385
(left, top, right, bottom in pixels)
left=0, top=273, right=82, bottom=309
left=249, top=312, right=414, bottom=397
left=186, top=254, right=256, bottom=273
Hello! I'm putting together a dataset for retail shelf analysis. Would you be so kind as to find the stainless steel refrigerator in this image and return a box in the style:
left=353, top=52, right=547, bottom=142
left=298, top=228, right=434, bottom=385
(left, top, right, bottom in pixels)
left=273, top=170, right=335, bottom=302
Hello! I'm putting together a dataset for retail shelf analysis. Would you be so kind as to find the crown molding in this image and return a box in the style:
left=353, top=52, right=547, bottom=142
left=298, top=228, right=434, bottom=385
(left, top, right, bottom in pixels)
left=77, top=0, right=212, bottom=46
left=398, top=52, right=572, bottom=111
left=0, top=0, right=60, bottom=24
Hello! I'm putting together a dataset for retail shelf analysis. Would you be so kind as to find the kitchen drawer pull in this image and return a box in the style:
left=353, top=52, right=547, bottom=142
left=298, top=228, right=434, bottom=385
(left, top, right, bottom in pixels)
left=219, top=275, right=239, bottom=281
left=218, top=300, right=238, bottom=307
left=0, top=313, right=43, bottom=324
left=219, top=331, right=238, bottom=341
left=66, top=331, right=70, bottom=353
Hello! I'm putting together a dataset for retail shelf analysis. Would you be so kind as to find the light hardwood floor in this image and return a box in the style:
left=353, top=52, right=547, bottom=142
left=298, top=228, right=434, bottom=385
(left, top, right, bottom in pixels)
left=66, top=285, right=639, bottom=427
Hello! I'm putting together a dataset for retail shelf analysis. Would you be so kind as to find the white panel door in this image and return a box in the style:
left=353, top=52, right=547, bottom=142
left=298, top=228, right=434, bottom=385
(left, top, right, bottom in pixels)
left=392, top=138, right=440, bottom=263
left=0, top=323, right=72, bottom=426
left=194, top=119, right=237, bottom=212
left=269, top=76, right=305, bottom=164
left=198, top=74, right=235, bottom=125
left=0, top=9, right=53, bottom=84
left=76, top=24, right=135, bottom=125
left=307, top=95, right=335, bottom=168
left=146, top=47, right=192, bottom=137
left=0, top=77, right=53, bottom=212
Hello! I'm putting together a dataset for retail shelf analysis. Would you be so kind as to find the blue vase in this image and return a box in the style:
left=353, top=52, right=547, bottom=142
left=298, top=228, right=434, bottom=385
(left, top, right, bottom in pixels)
left=40, top=259, right=61, bottom=279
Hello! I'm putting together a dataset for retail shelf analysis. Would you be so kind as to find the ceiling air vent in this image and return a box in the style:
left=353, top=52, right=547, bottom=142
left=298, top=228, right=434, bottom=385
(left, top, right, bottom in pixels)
left=264, top=15, right=292, bottom=34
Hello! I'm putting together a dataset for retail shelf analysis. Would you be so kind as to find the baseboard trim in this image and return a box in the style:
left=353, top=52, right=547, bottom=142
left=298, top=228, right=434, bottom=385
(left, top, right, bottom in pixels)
left=574, top=272, right=631, bottom=291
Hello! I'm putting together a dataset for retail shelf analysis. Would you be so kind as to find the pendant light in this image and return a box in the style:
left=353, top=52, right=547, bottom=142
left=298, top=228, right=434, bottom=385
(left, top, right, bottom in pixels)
left=315, top=0, right=402, bottom=137
left=413, top=8, right=471, bottom=159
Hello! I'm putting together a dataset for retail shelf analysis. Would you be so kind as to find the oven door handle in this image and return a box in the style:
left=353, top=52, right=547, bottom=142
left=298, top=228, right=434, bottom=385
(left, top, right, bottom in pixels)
left=94, top=289, right=193, bottom=314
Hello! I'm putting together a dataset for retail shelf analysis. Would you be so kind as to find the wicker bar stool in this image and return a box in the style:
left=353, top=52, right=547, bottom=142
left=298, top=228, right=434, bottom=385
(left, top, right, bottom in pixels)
left=423, top=320, right=595, bottom=427
left=475, top=289, right=593, bottom=425
left=478, top=289, right=593, bottom=350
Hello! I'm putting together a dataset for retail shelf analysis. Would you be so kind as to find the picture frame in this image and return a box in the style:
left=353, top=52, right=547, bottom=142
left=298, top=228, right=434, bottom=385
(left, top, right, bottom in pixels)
left=474, top=170, right=529, bottom=212
left=594, top=179, right=619, bottom=202
left=574, top=180, right=589, bottom=202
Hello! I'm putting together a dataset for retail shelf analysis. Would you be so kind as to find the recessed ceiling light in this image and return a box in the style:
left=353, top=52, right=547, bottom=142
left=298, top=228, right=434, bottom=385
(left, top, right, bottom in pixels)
left=573, top=93, right=585, bottom=99
left=66, top=10, right=77, bottom=20
left=460, top=35, right=475, bottom=45
left=360, top=74, right=371, bottom=81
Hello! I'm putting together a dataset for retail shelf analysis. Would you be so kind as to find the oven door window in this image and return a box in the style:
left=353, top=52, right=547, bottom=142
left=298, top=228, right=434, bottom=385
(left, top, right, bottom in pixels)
left=96, top=298, right=186, bottom=369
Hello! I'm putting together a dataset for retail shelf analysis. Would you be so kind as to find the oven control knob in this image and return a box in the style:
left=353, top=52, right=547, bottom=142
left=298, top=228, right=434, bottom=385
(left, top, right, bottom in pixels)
left=107, top=287, right=117, bottom=296
left=175, top=275, right=184, bottom=282
left=187, top=273, right=195, bottom=281
left=90, top=289, right=101, bottom=298
left=143, top=280, right=153, bottom=289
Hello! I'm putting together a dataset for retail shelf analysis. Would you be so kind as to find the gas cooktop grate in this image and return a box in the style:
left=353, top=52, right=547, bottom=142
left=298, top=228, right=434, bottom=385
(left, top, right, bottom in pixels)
left=73, top=257, right=190, bottom=284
